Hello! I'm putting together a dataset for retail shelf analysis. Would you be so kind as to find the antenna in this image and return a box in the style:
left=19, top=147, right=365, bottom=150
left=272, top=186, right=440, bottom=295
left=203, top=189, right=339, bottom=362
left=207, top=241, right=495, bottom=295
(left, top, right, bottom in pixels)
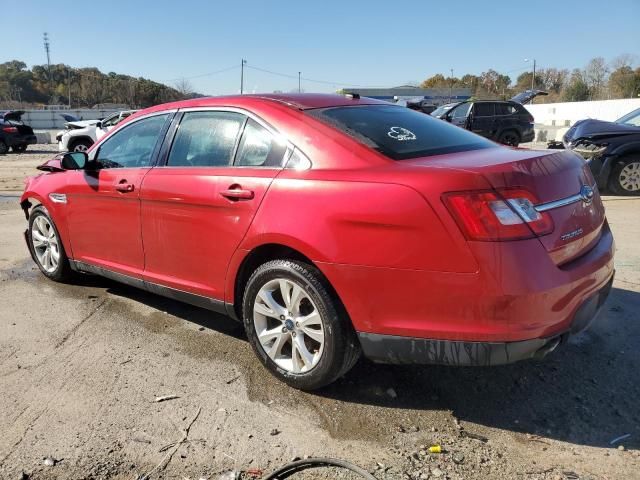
left=43, top=32, right=52, bottom=103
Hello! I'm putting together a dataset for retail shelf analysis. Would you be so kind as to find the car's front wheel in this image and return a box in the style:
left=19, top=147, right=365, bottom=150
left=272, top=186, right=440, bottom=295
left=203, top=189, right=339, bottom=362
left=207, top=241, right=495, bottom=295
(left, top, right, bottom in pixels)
left=609, top=157, right=640, bottom=196
left=242, top=259, right=360, bottom=390
left=69, top=138, right=93, bottom=153
left=28, top=206, right=73, bottom=282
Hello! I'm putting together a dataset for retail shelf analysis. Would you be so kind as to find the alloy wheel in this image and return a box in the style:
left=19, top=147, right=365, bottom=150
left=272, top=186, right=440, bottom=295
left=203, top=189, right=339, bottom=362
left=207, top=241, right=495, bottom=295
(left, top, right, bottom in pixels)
left=619, top=161, right=640, bottom=192
left=73, top=143, right=89, bottom=152
left=253, top=278, right=325, bottom=373
left=31, top=216, right=60, bottom=273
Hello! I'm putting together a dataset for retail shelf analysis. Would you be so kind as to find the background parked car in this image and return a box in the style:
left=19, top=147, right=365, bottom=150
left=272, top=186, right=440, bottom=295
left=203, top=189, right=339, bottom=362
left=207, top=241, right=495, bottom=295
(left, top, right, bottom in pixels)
left=563, top=107, right=640, bottom=195
left=431, top=100, right=535, bottom=146
left=0, top=111, right=37, bottom=154
left=56, top=110, right=138, bottom=152
left=430, top=90, right=548, bottom=147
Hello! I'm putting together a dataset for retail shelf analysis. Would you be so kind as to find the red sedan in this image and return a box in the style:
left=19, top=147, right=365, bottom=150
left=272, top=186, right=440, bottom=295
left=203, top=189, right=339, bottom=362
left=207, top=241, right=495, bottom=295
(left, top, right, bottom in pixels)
left=20, top=94, right=615, bottom=390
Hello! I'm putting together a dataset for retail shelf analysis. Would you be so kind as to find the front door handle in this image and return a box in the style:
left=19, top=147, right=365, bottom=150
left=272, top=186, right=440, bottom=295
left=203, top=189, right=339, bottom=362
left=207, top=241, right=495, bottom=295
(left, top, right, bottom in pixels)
left=220, top=187, right=254, bottom=201
left=115, top=180, right=135, bottom=193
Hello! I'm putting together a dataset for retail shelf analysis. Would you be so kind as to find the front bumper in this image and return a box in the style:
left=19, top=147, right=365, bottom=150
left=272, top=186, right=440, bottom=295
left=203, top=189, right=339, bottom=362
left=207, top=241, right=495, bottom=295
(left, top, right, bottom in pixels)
left=359, top=273, right=613, bottom=366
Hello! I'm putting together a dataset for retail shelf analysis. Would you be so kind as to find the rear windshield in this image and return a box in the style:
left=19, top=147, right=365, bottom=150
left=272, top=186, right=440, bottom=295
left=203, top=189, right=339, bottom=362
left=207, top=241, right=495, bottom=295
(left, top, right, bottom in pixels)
left=307, top=105, right=495, bottom=160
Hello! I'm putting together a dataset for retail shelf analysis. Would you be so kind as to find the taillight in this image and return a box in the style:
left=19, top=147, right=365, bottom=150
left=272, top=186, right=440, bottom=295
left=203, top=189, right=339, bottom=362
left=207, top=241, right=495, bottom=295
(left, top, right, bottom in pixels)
left=2, top=126, right=18, bottom=133
left=443, top=189, right=554, bottom=241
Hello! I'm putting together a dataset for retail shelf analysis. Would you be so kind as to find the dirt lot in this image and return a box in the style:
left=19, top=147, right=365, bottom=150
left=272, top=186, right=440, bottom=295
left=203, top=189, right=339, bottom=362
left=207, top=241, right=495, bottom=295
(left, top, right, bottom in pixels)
left=0, top=145, right=638, bottom=480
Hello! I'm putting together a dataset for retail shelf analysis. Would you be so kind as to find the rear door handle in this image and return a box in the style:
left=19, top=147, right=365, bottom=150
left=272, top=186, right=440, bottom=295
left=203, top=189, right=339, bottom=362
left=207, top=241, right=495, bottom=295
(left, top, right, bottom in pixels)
left=220, top=187, right=254, bottom=201
left=115, top=181, right=135, bottom=193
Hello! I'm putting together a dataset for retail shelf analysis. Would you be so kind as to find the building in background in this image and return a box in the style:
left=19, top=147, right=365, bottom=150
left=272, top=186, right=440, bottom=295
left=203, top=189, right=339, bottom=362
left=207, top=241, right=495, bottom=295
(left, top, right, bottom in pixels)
left=343, top=86, right=472, bottom=105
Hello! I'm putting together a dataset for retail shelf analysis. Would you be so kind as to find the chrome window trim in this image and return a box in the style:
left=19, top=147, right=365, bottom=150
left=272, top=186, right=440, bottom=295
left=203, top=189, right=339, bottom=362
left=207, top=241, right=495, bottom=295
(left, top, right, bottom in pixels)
left=534, top=184, right=597, bottom=213
left=156, top=106, right=296, bottom=169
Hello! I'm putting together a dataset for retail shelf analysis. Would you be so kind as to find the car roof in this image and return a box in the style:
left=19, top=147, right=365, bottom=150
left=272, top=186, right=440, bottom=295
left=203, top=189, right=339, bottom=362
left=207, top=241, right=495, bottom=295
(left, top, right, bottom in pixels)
left=132, top=93, right=389, bottom=118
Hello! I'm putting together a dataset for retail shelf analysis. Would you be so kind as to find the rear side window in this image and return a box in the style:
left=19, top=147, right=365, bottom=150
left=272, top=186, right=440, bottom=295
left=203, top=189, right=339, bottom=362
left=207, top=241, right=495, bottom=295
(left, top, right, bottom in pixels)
left=473, top=103, right=495, bottom=116
left=235, top=118, right=287, bottom=167
left=495, top=103, right=517, bottom=115
left=168, top=111, right=244, bottom=167
left=307, top=105, right=495, bottom=160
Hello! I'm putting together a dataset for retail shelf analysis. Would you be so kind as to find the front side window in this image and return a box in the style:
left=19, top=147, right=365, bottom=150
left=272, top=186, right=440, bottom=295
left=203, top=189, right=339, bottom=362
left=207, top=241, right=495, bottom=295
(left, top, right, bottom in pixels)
left=95, top=114, right=169, bottom=168
left=235, top=118, right=287, bottom=167
left=451, top=102, right=472, bottom=119
left=307, top=105, right=495, bottom=160
left=168, top=111, right=244, bottom=167
left=101, top=113, right=121, bottom=128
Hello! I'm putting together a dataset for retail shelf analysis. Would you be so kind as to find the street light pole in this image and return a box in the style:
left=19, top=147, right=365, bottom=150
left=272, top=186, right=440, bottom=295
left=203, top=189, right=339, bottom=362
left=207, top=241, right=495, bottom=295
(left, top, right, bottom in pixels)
left=298, top=72, right=301, bottom=93
left=449, top=68, right=454, bottom=103
left=240, top=59, right=247, bottom=94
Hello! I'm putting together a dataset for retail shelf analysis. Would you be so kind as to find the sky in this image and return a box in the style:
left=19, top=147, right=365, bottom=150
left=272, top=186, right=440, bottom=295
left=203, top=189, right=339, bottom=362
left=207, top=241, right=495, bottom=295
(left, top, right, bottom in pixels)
left=5, top=0, right=639, bottom=95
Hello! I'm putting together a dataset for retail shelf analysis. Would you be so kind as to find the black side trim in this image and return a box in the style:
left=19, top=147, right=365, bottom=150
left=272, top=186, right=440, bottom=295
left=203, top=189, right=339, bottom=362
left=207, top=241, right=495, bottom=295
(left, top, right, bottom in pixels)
left=72, top=260, right=233, bottom=318
left=358, top=332, right=551, bottom=366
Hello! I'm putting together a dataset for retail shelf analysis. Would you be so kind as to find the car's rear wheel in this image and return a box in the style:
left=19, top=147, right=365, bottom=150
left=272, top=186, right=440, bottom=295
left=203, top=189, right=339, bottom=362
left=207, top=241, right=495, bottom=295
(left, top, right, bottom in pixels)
left=28, top=206, right=73, bottom=282
left=242, top=259, right=360, bottom=390
left=609, top=157, right=640, bottom=196
left=0, top=141, right=8, bottom=155
left=69, top=138, right=93, bottom=153
left=12, top=144, right=27, bottom=153
left=498, top=130, right=520, bottom=147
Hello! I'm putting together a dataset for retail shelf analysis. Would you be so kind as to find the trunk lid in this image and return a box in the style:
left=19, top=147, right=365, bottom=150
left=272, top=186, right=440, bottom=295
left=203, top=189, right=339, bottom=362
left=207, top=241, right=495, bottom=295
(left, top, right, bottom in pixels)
left=406, top=147, right=606, bottom=265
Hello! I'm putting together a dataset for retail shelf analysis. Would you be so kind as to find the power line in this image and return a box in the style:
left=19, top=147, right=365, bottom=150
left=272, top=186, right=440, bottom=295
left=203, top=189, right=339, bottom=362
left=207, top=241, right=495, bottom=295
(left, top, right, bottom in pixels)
left=244, top=63, right=392, bottom=88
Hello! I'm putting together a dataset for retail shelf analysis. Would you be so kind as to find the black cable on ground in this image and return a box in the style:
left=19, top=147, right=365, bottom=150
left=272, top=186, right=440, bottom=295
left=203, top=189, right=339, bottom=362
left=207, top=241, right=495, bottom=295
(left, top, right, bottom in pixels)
left=263, top=457, right=378, bottom=479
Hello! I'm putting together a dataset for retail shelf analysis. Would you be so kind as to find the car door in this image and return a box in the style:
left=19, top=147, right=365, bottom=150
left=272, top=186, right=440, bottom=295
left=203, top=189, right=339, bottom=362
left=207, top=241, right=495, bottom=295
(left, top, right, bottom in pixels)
left=447, top=102, right=472, bottom=129
left=64, top=112, right=171, bottom=277
left=469, top=102, right=497, bottom=139
left=140, top=109, right=289, bottom=301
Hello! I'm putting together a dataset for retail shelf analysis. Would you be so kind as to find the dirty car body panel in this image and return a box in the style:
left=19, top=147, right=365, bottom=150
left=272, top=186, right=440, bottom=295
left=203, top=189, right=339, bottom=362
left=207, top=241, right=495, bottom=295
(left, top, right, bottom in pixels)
left=20, top=94, right=615, bottom=376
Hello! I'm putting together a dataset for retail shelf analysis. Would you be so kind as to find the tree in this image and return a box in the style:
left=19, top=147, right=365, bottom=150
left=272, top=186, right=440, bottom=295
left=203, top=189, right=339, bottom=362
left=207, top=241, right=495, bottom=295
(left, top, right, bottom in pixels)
left=420, top=74, right=447, bottom=88
left=174, top=78, right=194, bottom=97
left=584, top=57, right=608, bottom=99
left=562, top=69, right=590, bottom=101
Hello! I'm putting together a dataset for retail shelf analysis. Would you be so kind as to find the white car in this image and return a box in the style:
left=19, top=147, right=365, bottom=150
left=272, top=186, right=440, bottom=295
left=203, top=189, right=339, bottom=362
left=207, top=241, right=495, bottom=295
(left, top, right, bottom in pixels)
left=56, top=110, right=137, bottom=152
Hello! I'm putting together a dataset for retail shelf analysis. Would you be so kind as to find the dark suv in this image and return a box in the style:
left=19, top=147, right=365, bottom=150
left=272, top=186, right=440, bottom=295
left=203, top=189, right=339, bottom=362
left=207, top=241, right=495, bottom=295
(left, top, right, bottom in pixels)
left=431, top=100, right=535, bottom=147
left=0, top=111, right=37, bottom=154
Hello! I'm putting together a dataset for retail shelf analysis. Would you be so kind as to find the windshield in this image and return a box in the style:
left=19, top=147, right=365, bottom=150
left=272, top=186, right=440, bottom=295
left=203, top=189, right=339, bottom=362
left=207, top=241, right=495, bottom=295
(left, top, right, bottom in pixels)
left=307, top=104, right=495, bottom=160
left=430, top=103, right=457, bottom=117
left=615, top=108, right=640, bottom=127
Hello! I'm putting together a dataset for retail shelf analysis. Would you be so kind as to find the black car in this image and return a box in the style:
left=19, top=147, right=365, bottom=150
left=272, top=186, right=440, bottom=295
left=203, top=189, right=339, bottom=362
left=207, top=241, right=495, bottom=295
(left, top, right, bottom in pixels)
left=0, top=111, right=37, bottom=154
left=430, top=90, right=548, bottom=147
left=564, top=107, right=640, bottom=195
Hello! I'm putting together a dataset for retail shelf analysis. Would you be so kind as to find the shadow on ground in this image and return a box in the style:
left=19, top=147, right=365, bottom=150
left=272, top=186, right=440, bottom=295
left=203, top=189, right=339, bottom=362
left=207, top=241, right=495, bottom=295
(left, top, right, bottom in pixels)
left=32, top=266, right=640, bottom=451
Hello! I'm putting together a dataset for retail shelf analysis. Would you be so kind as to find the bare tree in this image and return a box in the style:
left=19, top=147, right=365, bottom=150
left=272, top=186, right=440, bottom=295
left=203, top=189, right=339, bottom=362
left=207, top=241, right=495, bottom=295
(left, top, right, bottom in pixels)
left=584, top=57, right=609, bottom=99
left=174, top=78, right=194, bottom=98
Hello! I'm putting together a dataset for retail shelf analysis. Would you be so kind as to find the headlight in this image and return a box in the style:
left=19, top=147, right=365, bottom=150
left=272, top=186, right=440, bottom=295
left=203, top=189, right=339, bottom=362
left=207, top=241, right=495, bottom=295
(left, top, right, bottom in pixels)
left=571, top=141, right=608, bottom=160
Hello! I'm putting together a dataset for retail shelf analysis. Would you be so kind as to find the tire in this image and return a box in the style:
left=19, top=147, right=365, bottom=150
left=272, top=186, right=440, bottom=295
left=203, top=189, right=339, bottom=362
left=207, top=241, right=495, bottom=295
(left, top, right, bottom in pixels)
left=498, top=130, right=520, bottom=147
left=11, top=144, right=27, bottom=153
left=27, top=206, right=74, bottom=282
left=0, top=141, right=8, bottom=155
left=609, top=157, right=640, bottom=196
left=242, top=259, right=361, bottom=390
left=69, top=138, right=93, bottom=153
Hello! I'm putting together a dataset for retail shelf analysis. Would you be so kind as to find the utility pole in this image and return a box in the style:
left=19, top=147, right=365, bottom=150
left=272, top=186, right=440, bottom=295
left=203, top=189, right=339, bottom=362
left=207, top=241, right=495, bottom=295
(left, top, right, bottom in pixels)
left=449, top=68, right=454, bottom=103
left=68, top=69, right=71, bottom=108
left=43, top=32, right=52, bottom=104
left=531, top=59, right=536, bottom=104
left=240, top=59, right=247, bottom=94
left=298, top=72, right=301, bottom=93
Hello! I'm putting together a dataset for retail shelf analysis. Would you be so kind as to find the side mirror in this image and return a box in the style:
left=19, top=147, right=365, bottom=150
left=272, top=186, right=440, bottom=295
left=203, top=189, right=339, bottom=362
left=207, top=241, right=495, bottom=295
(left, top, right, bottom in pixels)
left=444, top=114, right=452, bottom=122
left=96, top=121, right=103, bottom=129
left=61, top=151, right=88, bottom=170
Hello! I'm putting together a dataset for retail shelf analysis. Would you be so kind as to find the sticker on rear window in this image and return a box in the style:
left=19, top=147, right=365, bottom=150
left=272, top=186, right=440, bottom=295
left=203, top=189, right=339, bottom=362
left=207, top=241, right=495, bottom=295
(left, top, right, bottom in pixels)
left=387, top=126, right=416, bottom=141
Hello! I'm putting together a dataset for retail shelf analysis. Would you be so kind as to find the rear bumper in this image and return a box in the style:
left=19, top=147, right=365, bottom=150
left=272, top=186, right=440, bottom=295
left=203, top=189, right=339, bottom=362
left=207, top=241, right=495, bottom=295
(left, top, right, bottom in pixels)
left=5, top=134, right=37, bottom=147
left=359, top=273, right=613, bottom=366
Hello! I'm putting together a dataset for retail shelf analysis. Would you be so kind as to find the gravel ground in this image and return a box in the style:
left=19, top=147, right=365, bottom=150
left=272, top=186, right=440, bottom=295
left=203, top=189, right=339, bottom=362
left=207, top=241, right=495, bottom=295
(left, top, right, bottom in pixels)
left=0, top=145, right=638, bottom=480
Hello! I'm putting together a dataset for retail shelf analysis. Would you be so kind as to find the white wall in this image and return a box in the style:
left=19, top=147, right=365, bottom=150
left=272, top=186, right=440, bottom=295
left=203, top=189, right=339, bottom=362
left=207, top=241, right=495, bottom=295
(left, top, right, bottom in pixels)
left=524, top=98, right=640, bottom=127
